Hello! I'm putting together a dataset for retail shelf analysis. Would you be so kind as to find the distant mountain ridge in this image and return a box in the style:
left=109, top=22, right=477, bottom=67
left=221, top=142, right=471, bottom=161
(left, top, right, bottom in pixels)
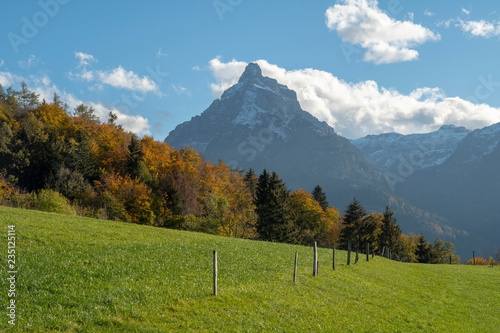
left=351, top=125, right=471, bottom=174
left=165, top=63, right=468, bottom=255
left=396, top=123, right=500, bottom=255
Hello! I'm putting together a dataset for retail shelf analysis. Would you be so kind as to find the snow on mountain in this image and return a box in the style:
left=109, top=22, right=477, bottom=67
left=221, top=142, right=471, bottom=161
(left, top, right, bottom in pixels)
left=455, top=122, right=500, bottom=163
left=351, top=125, right=471, bottom=173
left=166, top=62, right=333, bottom=155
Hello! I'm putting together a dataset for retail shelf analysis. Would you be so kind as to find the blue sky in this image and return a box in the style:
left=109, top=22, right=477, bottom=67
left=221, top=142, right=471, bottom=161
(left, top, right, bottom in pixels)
left=1, top=0, right=500, bottom=139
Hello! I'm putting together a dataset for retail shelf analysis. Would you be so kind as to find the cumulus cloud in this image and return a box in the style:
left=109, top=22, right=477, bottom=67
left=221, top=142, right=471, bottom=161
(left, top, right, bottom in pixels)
left=70, top=52, right=159, bottom=93
left=208, top=57, right=247, bottom=97
left=325, top=0, right=440, bottom=64
left=96, top=66, right=158, bottom=93
left=440, top=17, right=500, bottom=38
left=459, top=19, right=500, bottom=38
left=208, top=58, right=500, bottom=139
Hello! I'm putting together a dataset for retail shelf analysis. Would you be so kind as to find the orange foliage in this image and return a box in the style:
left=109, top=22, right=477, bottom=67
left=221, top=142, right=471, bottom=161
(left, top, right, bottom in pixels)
left=35, top=103, right=71, bottom=132
left=140, top=136, right=173, bottom=178
left=466, top=257, right=499, bottom=265
left=89, top=123, right=130, bottom=174
left=0, top=174, right=14, bottom=202
left=95, top=173, right=153, bottom=224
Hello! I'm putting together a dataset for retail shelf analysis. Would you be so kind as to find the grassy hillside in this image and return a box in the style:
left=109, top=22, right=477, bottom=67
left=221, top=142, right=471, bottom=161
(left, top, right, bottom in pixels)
left=1, top=206, right=499, bottom=332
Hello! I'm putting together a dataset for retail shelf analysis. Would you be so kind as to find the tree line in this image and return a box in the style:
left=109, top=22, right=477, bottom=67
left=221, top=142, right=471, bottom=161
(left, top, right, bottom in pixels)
left=0, top=83, right=461, bottom=263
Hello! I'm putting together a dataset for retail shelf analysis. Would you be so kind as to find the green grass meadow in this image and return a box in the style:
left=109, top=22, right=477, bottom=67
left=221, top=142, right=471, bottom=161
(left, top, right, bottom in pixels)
left=1, top=205, right=499, bottom=332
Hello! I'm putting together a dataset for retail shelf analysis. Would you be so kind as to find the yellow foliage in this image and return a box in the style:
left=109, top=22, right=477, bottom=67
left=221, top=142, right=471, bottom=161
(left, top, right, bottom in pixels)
left=466, top=257, right=499, bottom=265
left=95, top=173, right=153, bottom=224
left=0, top=174, right=14, bottom=202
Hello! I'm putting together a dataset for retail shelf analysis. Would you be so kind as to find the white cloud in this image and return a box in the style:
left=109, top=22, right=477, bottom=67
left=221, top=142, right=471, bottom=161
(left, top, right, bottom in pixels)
left=424, top=9, right=434, bottom=17
left=18, top=55, right=39, bottom=70
left=192, top=65, right=200, bottom=71
left=0, top=59, right=5, bottom=67
left=208, top=58, right=500, bottom=139
left=459, top=19, right=500, bottom=38
left=70, top=53, right=158, bottom=93
left=75, top=51, right=97, bottom=68
left=462, top=8, right=470, bottom=16
left=325, top=0, right=440, bottom=64
left=0, top=71, right=22, bottom=87
left=208, top=56, right=247, bottom=97
left=97, top=66, right=158, bottom=93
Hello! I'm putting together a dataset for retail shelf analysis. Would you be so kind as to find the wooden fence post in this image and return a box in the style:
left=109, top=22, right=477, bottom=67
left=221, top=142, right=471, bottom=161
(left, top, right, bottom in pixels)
left=473, top=251, right=476, bottom=265
left=332, top=246, right=335, bottom=271
left=355, top=248, right=359, bottom=264
left=347, top=240, right=351, bottom=265
left=366, top=243, right=369, bottom=262
left=313, top=241, right=318, bottom=277
left=449, top=255, right=452, bottom=265
left=381, top=246, right=385, bottom=258
left=293, top=251, right=298, bottom=283
left=213, top=250, right=217, bottom=296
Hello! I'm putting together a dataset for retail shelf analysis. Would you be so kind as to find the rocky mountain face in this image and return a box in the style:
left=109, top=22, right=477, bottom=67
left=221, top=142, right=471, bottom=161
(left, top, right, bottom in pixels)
left=166, top=63, right=378, bottom=188
left=351, top=125, right=471, bottom=174
left=166, top=63, right=467, bottom=254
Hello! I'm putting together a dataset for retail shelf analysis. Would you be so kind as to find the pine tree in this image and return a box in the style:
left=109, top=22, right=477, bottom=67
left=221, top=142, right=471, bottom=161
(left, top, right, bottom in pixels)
left=312, top=185, right=329, bottom=212
left=339, top=198, right=366, bottom=250
left=127, top=135, right=152, bottom=183
left=415, top=234, right=431, bottom=263
left=243, top=168, right=257, bottom=201
left=379, top=205, right=401, bottom=254
left=74, top=104, right=99, bottom=123
left=18, top=81, right=39, bottom=109
left=255, top=170, right=295, bottom=243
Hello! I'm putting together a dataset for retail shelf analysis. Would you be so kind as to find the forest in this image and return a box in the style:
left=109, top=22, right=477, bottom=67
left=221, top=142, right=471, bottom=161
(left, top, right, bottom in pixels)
left=0, top=83, right=477, bottom=264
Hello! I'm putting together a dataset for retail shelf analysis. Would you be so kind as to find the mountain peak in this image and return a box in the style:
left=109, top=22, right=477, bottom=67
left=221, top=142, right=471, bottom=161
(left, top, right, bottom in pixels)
left=238, top=63, right=263, bottom=83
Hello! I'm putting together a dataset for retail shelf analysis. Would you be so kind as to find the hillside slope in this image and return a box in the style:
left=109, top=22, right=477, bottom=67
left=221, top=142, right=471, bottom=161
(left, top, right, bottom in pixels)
left=1, top=206, right=499, bottom=332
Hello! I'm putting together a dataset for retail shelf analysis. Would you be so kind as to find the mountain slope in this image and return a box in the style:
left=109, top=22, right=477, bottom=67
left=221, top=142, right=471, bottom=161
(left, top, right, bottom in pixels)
left=166, top=63, right=379, bottom=187
left=166, top=63, right=466, bottom=251
left=398, top=123, right=500, bottom=254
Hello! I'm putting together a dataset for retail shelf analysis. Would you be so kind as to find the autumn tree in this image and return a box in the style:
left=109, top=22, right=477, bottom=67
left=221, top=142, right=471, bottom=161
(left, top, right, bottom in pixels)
left=290, top=188, right=325, bottom=245
left=430, top=238, right=460, bottom=264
